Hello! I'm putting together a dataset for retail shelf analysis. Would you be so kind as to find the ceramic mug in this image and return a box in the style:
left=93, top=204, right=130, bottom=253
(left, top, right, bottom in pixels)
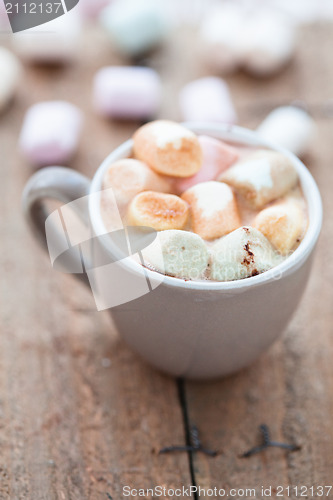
left=22, top=124, right=323, bottom=379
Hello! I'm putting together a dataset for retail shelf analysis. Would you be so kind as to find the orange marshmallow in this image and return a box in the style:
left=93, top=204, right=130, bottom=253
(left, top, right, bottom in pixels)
left=103, top=158, right=170, bottom=207
left=133, top=120, right=202, bottom=177
left=128, top=191, right=189, bottom=231
left=181, top=181, right=241, bottom=240
left=253, top=200, right=305, bottom=255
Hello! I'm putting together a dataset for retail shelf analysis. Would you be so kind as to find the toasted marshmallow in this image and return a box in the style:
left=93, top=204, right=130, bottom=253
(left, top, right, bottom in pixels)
left=103, top=159, right=170, bottom=207
left=0, top=47, right=22, bottom=113
left=253, top=200, right=306, bottom=255
left=220, top=150, right=298, bottom=209
left=133, top=120, right=202, bottom=177
left=175, top=136, right=239, bottom=194
left=256, top=106, right=316, bottom=157
left=142, top=230, right=209, bottom=280
left=181, top=182, right=241, bottom=240
left=210, top=226, right=283, bottom=281
left=128, top=191, right=189, bottom=231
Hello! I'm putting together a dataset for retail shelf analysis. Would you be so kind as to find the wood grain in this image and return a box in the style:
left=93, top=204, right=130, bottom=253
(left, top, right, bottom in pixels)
left=0, top=19, right=332, bottom=500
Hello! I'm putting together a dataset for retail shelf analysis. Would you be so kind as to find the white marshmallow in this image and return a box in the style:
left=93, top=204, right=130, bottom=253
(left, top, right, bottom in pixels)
left=268, top=0, right=324, bottom=25
left=19, top=101, right=83, bottom=166
left=210, top=226, right=283, bottom=282
left=93, top=66, right=161, bottom=120
left=239, top=10, right=296, bottom=76
left=179, top=77, right=237, bottom=124
left=0, top=47, right=22, bottom=112
left=221, top=150, right=298, bottom=209
left=256, top=106, right=316, bottom=157
left=13, top=9, right=81, bottom=63
left=142, top=230, right=209, bottom=280
left=100, top=0, right=170, bottom=57
left=199, top=4, right=245, bottom=74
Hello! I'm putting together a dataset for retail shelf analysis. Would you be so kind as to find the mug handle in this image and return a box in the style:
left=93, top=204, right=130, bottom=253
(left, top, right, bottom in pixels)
left=22, top=166, right=91, bottom=286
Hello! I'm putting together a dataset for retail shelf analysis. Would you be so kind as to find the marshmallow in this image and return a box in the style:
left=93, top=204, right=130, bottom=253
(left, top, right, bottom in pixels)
left=239, top=10, right=296, bottom=77
left=93, top=66, right=161, bottom=120
left=0, top=1, right=10, bottom=30
left=103, top=159, right=170, bottom=207
left=133, top=121, right=202, bottom=178
left=210, top=226, right=283, bottom=282
left=179, top=77, right=237, bottom=124
left=142, top=230, right=209, bottom=280
left=0, top=47, right=22, bottom=113
left=220, top=150, right=298, bottom=209
left=79, top=0, right=111, bottom=19
left=175, top=136, right=239, bottom=195
left=253, top=200, right=306, bottom=255
left=268, top=0, right=322, bottom=25
left=19, top=101, right=83, bottom=166
left=13, top=9, right=81, bottom=63
left=199, top=4, right=245, bottom=74
left=128, top=191, right=189, bottom=231
left=100, top=0, right=169, bottom=57
left=256, top=106, right=316, bottom=157
left=181, top=182, right=241, bottom=240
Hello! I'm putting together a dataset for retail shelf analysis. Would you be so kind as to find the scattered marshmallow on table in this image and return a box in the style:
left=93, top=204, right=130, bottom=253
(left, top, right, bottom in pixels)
left=0, top=1, right=11, bottom=30
left=175, top=135, right=239, bottom=195
left=199, top=3, right=245, bottom=74
left=210, top=226, right=283, bottom=282
left=93, top=66, right=161, bottom=120
left=238, top=10, right=296, bottom=77
left=181, top=181, right=241, bottom=240
left=128, top=191, right=189, bottom=231
left=256, top=106, right=316, bottom=157
left=133, top=121, right=202, bottom=177
left=13, top=9, right=81, bottom=64
left=253, top=200, right=305, bottom=255
left=220, top=150, right=298, bottom=209
left=79, top=0, right=112, bottom=19
left=0, top=47, right=22, bottom=113
left=179, top=77, right=237, bottom=124
left=100, top=0, right=170, bottom=57
left=142, top=230, right=209, bottom=280
left=103, top=159, right=170, bottom=207
left=19, top=101, right=83, bottom=166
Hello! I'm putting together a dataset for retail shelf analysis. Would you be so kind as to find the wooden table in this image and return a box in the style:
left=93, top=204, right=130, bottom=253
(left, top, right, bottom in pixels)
left=0, top=20, right=332, bottom=499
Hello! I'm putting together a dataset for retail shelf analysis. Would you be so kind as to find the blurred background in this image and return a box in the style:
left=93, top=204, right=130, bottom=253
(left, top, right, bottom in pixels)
left=1, top=0, right=333, bottom=176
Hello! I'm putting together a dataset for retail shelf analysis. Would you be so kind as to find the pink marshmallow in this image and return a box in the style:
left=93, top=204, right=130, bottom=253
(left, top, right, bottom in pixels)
left=174, top=135, right=239, bottom=194
left=79, top=0, right=112, bottom=19
left=179, top=76, right=237, bottom=123
left=19, top=101, right=83, bottom=166
left=93, top=66, right=161, bottom=120
left=179, top=77, right=237, bottom=124
left=0, top=2, right=10, bottom=30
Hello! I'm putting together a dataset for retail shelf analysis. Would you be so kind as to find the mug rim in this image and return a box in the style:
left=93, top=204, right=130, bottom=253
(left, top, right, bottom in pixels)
left=89, top=122, right=323, bottom=291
